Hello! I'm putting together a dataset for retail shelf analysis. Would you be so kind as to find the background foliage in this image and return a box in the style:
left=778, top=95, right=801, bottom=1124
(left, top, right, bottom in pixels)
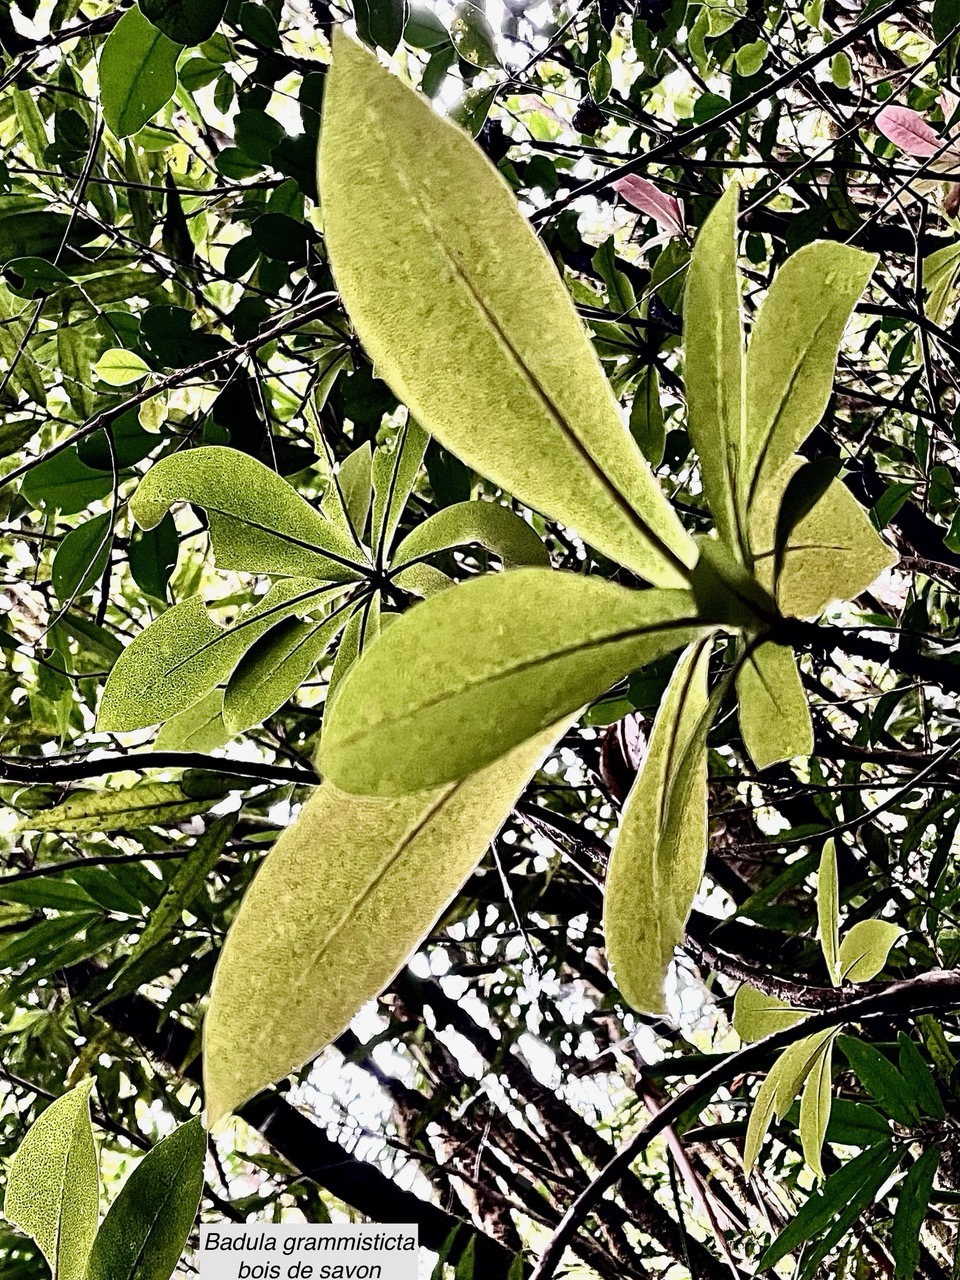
left=1, top=0, right=960, bottom=1276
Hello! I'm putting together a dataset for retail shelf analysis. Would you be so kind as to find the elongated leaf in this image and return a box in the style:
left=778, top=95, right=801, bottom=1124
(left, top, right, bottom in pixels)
left=891, top=1147, right=940, bottom=1280
left=735, top=640, right=812, bottom=769
left=319, top=33, right=696, bottom=586
left=85, top=1119, right=205, bottom=1280
left=751, top=468, right=896, bottom=619
left=838, top=919, right=903, bottom=983
left=837, top=1036, right=918, bottom=1126
left=818, top=839, right=840, bottom=985
left=322, top=441, right=373, bottom=544
left=99, top=7, right=179, bottom=139
left=393, top=500, right=550, bottom=570
left=326, top=595, right=381, bottom=709
left=797, top=1150, right=904, bottom=1280
left=603, top=640, right=711, bottom=1012
left=799, top=1034, right=834, bottom=1178
left=153, top=689, right=231, bottom=753
left=897, top=1033, right=945, bottom=1119
left=204, top=721, right=566, bottom=1123
left=733, top=983, right=809, bottom=1042
left=743, top=1062, right=781, bottom=1175
left=98, top=578, right=330, bottom=732
left=4, top=1082, right=98, bottom=1280
left=222, top=608, right=350, bottom=734
left=743, top=1029, right=833, bottom=1174
left=683, top=184, right=745, bottom=552
left=321, top=569, right=712, bottom=795
left=371, top=421, right=429, bottom=558
left=52, top=514, right=112, bottom=603
left=131, top=447, right=364, bottom=581
left=760, top=1143, right=901, bottom=1270
left=15, top=781, right=224, bottom=834
left=110, top=815, right=234, bottom=996
left=744, top=241, right=877, bottom=514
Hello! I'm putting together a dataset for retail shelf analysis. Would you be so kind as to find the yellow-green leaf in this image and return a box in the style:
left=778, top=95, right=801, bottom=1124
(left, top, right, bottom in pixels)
left=222, top=609, right=350, bottom=735
left=735, top=640, right=812, bottom=769
left=4, top=1082, right=98, bottom=1280
left=818, top=839, right=841, bottom=986
left=799, top=1034, right=835, bottom=1179
left=14, top=781, right=224, bottom=834
left=838, top=920, right=903, bottom=983
left=602, top=640, right=712, bottom=1013
left=93, top=347, right=150, bottom=386
left=744, top=1028, right=835, bottom=1174
left=98, top=578, right=329, bottom=733
left=99, top=7, right=179, bottom=139
left=744, top=240, right=877, bottom=517
left=132, top=446, right=364, bottom=581
left=750, top=465, right=896, bottom=619
left=683, top=184, right=744, bottom=552
left=392, top=500, right=550, bottom=569
left=153, top=688, right=232, bottom=753
left=321, top=569, right=711, bottom=796
left=319, top=33, right=696, bottom=587
left=733, top=983, right=809, bottom=1042
left=203, top=721, right=566, bottom=1124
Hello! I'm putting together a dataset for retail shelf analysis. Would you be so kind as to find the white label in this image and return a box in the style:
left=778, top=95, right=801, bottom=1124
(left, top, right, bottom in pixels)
left=199, top=1225, right=420, bottom=1280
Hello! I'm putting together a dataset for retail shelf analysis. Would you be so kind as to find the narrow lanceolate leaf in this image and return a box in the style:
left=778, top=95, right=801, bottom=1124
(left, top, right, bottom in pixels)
left=891, top=1146, right=940, bottom=1280
left=735, top=640, right=812, bottom=770
left=744, top=240, right=877, bottom=516
left=131, top=447, right=364, bottom=581
left=733, top=983, right=809, bottom=1042
left=818, top=840, right=841, bottom=986
left=393, top=500, right=551, bottom=570
left=4, top=1082, right=98, bottom=1280
left=110, top=815, right=235, bottom=995
left=15, top=781, right=224, bottom=834
left=371, top=420, right=429, bottom=557
left=98, top=578, right=330, bottom=733
left=838, top=920, right=903, bottom=983
left=85, top=1119, right=206, bottom=1280
left=321, top=569, right=712, bottom=796
left=319, top=33, right=696, bottom=587
left=602, top=640, right=711, bottom=1013
left=99, top=7, right=180, bottom=139
left=743, top=1029, right=836, bottom=1173
left=750, top=464, right=896, bottom=619
left=799, top=1034, right=835, bottom=1178
left=204, top=721, right=567, bottom=1124
left=683, top=185, right=744, bottom=553
left=222, top=608, right=350, bottom=735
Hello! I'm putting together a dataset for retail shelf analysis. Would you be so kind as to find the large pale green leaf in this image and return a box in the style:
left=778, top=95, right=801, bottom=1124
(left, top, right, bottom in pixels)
left=799, top=1034, right=835, bottom=1178
left=222, top=608, right=350, bottom=735
left=204, top=721, right=566, bottom=1124
left=735, top=639, right=812, bottom=769
left=602, top=640, right=711, bottom=1013
left=744, top=241, right=877, bottom=516
left=15, top=781, right=224, bottom=834
left=750, top=466, right=896, bottom=619
left=838, top=920, right=903, bottom=983
left=98, top=578, right=330, bottom=733
left=131, top=447, right=364, bottom=581
left=682, top=185, right=744, bottom=552
left=99, top=7, right=179, bottom=139
left=393, top=500, right=550, bottom=570
left=321, top=569, right=712, bottom=796
left=818, top=839, right=840, bottom=986
left=84, top=1119, right=205, bottom=1280
left=733, top=983, right=809, bottom=1042
left=4, top=1082, right=98, bottom=1280
left=319, top=33, right=696, bottom=587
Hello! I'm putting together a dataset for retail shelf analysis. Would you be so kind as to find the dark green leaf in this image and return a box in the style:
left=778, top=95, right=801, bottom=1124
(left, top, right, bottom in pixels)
left=837, top=1035, right=919, bottom=1126
left=140, top=0, right=227, bottom=45
left=891, top=1147, right=940, bottom=1280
